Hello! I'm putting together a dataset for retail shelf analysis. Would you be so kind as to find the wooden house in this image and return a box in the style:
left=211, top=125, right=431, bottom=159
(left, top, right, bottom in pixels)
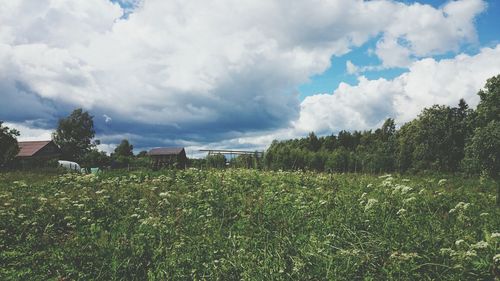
left=148, top=147, right=187, bottom=169
left=16, top=140, right=61, bottom=167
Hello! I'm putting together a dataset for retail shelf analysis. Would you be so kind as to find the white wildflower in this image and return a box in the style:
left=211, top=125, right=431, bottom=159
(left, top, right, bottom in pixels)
left=393, top=184, right=413, bottom=195
left=455, top=239, right=466, bottom=247
left=490, top=232, right=500, bottom=241
left=440, top=248, right=454, bottom=255
left=470, top=241, right=488, bottom=250
left=449, top=202, right=470, bottom=214
left=397, top=208, right=406, bottom=216
left=403, top=197, right=416, bottom=204
left=365, top=198, right=378, bottom=211
left=493, top=254, right=500, bottom=263
left=390, top=252, right=419, bottom=261
left=130, top=214, right=140, bottom=219
left=401, top=185, right=412, bottom=194
left=339, top=249, right=361, bottom=256
left=159, top=192, right=169, bottom=198
left=465, top=250, right=477, bottom=258
left=381, top=177, right=394, bottom=188
left=438, top=179, right=447, bottom=186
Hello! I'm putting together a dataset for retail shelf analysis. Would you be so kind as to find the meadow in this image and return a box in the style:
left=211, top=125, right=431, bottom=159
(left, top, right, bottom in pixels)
left=0, top=169, right=499, bottom=280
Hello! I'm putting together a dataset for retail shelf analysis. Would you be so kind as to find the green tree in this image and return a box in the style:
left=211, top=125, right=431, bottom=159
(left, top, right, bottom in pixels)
left=463, top=121, right=500, bottom=205
left=114, top=139, right=134, bottom=157
left=0, top=121, right=20, bottom=167
left=379, top=118, right=396, bottom=141
left=475, top=75, right=500, bottom=127
left=53, top=109, right=96, bottom=162
left=81, top=149, right=111, bottom=169
left=463, top=74, right=500, bottom=206
left=397, top=103, right=470, bottom=172
left=306, top=132, right=321, bottom=152
left=207, top=154, right=226, bottom=168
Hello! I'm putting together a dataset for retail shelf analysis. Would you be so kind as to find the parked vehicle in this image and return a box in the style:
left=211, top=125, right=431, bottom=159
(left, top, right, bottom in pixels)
left=58, top=160, right=81, bottom=172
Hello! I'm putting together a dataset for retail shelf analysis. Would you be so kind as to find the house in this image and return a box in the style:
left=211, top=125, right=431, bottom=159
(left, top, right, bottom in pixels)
left=148, top=147, right=187, bottom=169
left=16, top=140, right=61, bottom=167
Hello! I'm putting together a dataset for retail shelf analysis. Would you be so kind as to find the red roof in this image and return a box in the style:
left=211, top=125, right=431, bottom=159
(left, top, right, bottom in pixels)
left=17, top=141, right=53, bottom=157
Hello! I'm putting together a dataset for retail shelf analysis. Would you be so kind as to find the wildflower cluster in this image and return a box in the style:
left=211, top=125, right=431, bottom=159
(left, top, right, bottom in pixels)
left=0, top=170, right=498, bottom=280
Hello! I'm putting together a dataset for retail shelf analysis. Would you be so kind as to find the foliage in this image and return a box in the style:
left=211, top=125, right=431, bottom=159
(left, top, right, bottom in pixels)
left=0, top=170, right=498, bottom=280
left=53, top=109, right=96, bottom=163
left=463, top=121, right=500, bottom=179
left=463, top=74, right=500, bottom=205
left=114, top=139, right=134, bottom=158
left=230, top=153, right=263, bottom=169
left=109, top=139, right=135, bottom=169
left=81, top=149, right=111, bottom=169
left=475, top=75, right=500, bottom=127
left=264, top=75, right=498, bottom=176
left=206, top=154, right=226, bottom=168
left=0, top=122, right=19, bottom=167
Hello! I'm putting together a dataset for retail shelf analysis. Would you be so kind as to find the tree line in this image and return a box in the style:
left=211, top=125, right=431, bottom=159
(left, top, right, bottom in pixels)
left=264, top=75, right=499, bottom=181
left=0, top=108, right=149, bottom=169
left=0, top=74, right=498, bottom=179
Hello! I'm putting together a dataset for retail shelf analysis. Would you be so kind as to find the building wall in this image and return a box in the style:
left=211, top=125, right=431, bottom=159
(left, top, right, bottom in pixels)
left=151, top=154, right=187, bottom=169
left=14, top=142, right=61, bottom=169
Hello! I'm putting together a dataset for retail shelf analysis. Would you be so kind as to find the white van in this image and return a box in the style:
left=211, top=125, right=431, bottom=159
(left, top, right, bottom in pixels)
left=58, top=160, right=81, bottom=172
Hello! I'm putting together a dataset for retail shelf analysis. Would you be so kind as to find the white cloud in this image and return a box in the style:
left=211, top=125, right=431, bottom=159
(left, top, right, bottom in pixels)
left=295, top=76, right=402, bottom=133
left=4, top=121, right=53, bottom=141
left=96, top=143, right=115, bottom=155
left=375, top=37, right=413, bottom=68
left=103, top=114, right=112, bottom=123
left=294, top=45, right=500, bottom=134
left=0, top=0, right=490, bottom=151
left=374, top=0, right=486, bottom=68
left=346, top=60, right=358, bottom=75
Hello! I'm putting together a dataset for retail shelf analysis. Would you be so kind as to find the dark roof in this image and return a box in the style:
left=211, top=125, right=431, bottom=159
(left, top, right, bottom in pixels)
left=148, top=147, right=185, bottom=156
left=17, top=141, right=54, bottom=157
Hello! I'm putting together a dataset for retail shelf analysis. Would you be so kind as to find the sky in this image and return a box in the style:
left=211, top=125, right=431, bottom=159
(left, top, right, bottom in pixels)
left=1, top=0, right=500, bottom=157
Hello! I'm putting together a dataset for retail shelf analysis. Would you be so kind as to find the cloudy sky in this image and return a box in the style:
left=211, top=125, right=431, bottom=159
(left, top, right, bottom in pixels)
left=1, top=0, right=500, bottom=156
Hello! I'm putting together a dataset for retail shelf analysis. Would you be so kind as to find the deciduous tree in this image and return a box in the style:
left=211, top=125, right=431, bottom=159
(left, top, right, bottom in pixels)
left=53, top=109, right=96, bottom=162
left=0, top=121, right=19, bottom=167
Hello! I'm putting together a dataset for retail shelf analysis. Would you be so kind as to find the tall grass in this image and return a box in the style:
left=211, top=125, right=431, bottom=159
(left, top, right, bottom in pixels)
left=0, top=170, right=499, bottom=280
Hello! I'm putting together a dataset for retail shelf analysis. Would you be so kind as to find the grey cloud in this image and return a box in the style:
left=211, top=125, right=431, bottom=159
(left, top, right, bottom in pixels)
left=0, top=0, right=489, bottom=151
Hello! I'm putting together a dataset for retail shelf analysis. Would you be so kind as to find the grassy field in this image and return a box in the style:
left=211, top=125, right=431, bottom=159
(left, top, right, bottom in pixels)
left=0, top=169, right=499, bottom=280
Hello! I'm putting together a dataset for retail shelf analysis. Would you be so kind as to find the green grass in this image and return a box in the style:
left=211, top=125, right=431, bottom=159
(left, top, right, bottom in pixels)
left=0, top=169, right=499, bottom=280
